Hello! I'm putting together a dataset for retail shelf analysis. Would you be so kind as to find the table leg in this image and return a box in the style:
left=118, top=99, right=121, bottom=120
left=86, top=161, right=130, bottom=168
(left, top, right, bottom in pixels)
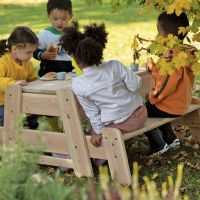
left=57, top=88, right=93, bottom=177
left=3, top=85, right=22, bottom=147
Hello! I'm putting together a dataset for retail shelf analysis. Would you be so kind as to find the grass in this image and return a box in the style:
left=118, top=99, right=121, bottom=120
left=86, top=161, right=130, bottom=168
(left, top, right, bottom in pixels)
left=0, top=1, right=200, bottom=199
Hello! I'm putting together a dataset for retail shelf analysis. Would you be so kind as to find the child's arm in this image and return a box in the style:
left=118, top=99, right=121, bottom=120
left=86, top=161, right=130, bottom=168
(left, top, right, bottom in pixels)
left=118, top=61, right=141, bottom=92
left=34, top=48, right=56, bottom=61
left=0, top=64, right=15, bottom=92
left=76, top=95, right=104, bottom=134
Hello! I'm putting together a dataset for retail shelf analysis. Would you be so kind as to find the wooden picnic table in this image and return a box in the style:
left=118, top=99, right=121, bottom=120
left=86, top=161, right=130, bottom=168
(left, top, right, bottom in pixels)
left=0, top=68, right=199, bottom=185
left=0, top=69, right=150, bottom=178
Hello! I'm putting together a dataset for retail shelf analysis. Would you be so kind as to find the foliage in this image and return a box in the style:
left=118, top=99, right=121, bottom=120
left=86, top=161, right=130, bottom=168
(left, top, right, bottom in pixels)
left=85, top=0, right=200, bottom=74
left=0, top=139, right=191, bottom=200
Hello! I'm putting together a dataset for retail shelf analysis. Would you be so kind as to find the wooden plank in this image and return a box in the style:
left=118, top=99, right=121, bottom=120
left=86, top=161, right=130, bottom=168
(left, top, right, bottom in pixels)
left=39, top=155, right=73, bottom=168
left=86, top=136, right=106, bottom=159
left=22, top=78, right=72, bottom=95
left=21, top=129, right=106, bottom=159
left=22, top=93, right=60, bottom=116
left=102, top=127, right=132, bottom=185
left=22, top=129, right=69, bottom=153
left=123, top=104, right=200, bottom=141
left=3, top=85, right=22, bottom=147
left=57, top=89, right=93, bottom=177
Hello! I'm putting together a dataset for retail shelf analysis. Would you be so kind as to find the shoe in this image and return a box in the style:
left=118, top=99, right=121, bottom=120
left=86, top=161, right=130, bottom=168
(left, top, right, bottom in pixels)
left=93, top=158, right=107, bottom=166
left=168, top=138, right=180, bottom=149
left=145, top=143, right=169, bottom=157
left=52, top=153, right=70, bottom=172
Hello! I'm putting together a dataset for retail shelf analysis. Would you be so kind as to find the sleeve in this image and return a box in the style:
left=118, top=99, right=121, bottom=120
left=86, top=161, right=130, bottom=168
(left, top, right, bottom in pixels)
left=76, top=95, right=105, bottom=134
left=150, top=67, right=183, bottom=104
left=33, top=31, right=47, bottom=60
left=26, top=62, right=37, bottom=82
left=0, top=62, right=15, bottom=93
left=33, top=49, right=43, bottom=60
left=117, top=61, right=141, bottom=92
left=72, top=81, right=105, bottom=134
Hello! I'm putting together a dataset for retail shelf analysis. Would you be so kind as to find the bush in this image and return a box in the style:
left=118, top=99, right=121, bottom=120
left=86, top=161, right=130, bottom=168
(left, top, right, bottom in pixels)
left=0, top=139, right=189, bottom=200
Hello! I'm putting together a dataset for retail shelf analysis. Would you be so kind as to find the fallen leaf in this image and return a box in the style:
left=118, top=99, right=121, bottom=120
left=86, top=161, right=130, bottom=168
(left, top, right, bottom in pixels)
left=192, top=143, right=199, bottom=149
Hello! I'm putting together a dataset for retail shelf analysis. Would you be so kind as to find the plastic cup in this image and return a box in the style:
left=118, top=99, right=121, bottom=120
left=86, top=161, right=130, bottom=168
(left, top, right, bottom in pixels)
left=56, top=72, right=66, bottom=80
left=130, top=63, right=139, bottom=71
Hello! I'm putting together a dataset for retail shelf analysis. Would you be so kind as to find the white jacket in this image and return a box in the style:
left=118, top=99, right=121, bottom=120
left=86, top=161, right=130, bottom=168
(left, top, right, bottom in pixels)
left=72, top=60, right=143, bottom=134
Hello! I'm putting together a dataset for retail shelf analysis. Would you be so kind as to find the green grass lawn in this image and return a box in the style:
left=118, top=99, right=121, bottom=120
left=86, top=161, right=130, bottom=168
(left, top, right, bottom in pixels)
left=0, top=1, right=200, bottom=199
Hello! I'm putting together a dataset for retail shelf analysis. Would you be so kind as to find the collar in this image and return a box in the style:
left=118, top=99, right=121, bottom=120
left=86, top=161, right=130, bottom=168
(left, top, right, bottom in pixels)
left=45, top=27, right=62, bottom=35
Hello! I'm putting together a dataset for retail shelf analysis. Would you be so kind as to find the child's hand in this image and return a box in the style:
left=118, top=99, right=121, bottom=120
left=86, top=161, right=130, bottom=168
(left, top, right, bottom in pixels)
left=15, top=80, right=27, bottom=86
left=41, top=51, right=57, bottom=60
left=90, top=133, right=102, bottom=147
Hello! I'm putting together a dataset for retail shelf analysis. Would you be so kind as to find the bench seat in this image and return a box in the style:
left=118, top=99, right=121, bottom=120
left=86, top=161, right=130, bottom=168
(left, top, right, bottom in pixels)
left=101, top=103, right=200, bottom=185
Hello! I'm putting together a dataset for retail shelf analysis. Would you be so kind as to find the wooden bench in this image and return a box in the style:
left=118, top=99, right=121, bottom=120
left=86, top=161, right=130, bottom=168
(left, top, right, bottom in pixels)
left=0, top=70, right=199, bottom=186
left=101, top=103, right=200, bottom=185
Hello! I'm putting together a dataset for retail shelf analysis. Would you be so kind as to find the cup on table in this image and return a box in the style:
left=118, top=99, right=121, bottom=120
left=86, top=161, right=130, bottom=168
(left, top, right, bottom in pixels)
left=71, top=70, right=76, bottom=81
left=56, top=72, right=66, bottom=80
left=130, top=63, right=139, bottom=71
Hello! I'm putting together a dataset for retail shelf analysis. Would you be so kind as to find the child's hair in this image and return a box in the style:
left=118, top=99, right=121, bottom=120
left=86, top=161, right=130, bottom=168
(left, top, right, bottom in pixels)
left=0, top=26, right=38, bottom=57
left=76, top=38, right=104, bottom=66
left=47, top=0, right=72, bottom=15
left=61, top=22, right=108, bottom=66
left=84, top=23, right=108, bottom=49
left=60, top=21, right=84, bottom=56
left=158, top=12, right=189, bottom=40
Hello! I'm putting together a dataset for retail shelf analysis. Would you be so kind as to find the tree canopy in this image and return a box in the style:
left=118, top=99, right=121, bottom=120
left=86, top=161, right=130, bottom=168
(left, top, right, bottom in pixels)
left=83, top=0, right=200, bottom=74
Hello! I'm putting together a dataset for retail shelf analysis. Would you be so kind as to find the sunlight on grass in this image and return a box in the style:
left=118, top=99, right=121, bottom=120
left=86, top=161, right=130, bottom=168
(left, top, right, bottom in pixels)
left=0, top=1, right=158, bottom=66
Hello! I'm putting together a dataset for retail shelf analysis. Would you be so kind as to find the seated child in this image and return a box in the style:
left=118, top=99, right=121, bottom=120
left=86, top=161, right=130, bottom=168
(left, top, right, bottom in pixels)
left=0, top=26, right=38, bottom=127
left=144, top=12, right=197, bottom=156
left=61, top=23, right=147, bottom=148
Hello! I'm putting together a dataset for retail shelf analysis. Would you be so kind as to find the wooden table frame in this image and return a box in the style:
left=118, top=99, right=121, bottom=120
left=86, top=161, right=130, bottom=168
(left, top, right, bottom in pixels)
left=0, top=69, right=199, bottom=184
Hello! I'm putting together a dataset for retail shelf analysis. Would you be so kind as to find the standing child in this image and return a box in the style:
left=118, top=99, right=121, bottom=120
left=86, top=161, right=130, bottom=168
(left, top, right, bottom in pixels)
left=34, top=0, right=74, bottom=77
left=33, top=0, right=74, bottom=132
left=0, top=26, right=38, bottom=127
left=144, top=12, right=196, bottom=156
left=62, top=23, right=147, bottom=147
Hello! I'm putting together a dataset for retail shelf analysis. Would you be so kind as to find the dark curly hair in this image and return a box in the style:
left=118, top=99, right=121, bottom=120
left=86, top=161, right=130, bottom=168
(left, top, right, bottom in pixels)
left=84, top=23, right=108, bottom=49
left=158, top=12, right=189, bottom=40
left=75, top=23, right=108, bottom=66
left=60, top=21, right=84, bottom=56
left=61, top=22, right=108, bottom=66
left=47, top=0, right=72, bottom=15
left=75, top=38, right=103, bottom=66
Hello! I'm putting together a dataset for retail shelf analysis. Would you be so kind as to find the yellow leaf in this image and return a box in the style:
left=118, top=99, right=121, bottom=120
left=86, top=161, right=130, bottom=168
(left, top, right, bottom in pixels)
left=131, top=35, right=139, bottom=51
left=172, top=52, right=188, bottom=69
left=191, top=62, right=200, bottom=74
left=152, top=173, right=158, bottom=180
left=167, top=3, right=176, bottom=14
left=178, top=27, right=187, bottom=35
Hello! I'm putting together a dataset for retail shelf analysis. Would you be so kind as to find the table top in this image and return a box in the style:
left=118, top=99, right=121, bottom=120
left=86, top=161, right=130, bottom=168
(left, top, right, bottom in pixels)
left=22, top=68, right=149, bottom=95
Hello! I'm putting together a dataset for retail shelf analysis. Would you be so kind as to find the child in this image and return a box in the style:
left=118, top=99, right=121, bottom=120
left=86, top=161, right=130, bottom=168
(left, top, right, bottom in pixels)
left=34, top=0, right=74, bottom=132
left=0, top=26, right=38, bottom=127
left=62, top=23, right=147, bottom=147
left=34, top=0, right=74, bottom=77
left=144, top=12, right=196, bottom=156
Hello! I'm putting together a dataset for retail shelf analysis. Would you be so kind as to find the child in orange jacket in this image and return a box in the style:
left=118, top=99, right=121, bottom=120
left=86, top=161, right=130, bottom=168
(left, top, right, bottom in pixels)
left=144, top=12, right=196, bottom=156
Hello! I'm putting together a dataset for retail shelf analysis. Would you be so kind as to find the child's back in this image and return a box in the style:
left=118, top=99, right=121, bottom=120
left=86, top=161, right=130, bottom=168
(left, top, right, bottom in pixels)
left=72, top=60, right=143, bottom=126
